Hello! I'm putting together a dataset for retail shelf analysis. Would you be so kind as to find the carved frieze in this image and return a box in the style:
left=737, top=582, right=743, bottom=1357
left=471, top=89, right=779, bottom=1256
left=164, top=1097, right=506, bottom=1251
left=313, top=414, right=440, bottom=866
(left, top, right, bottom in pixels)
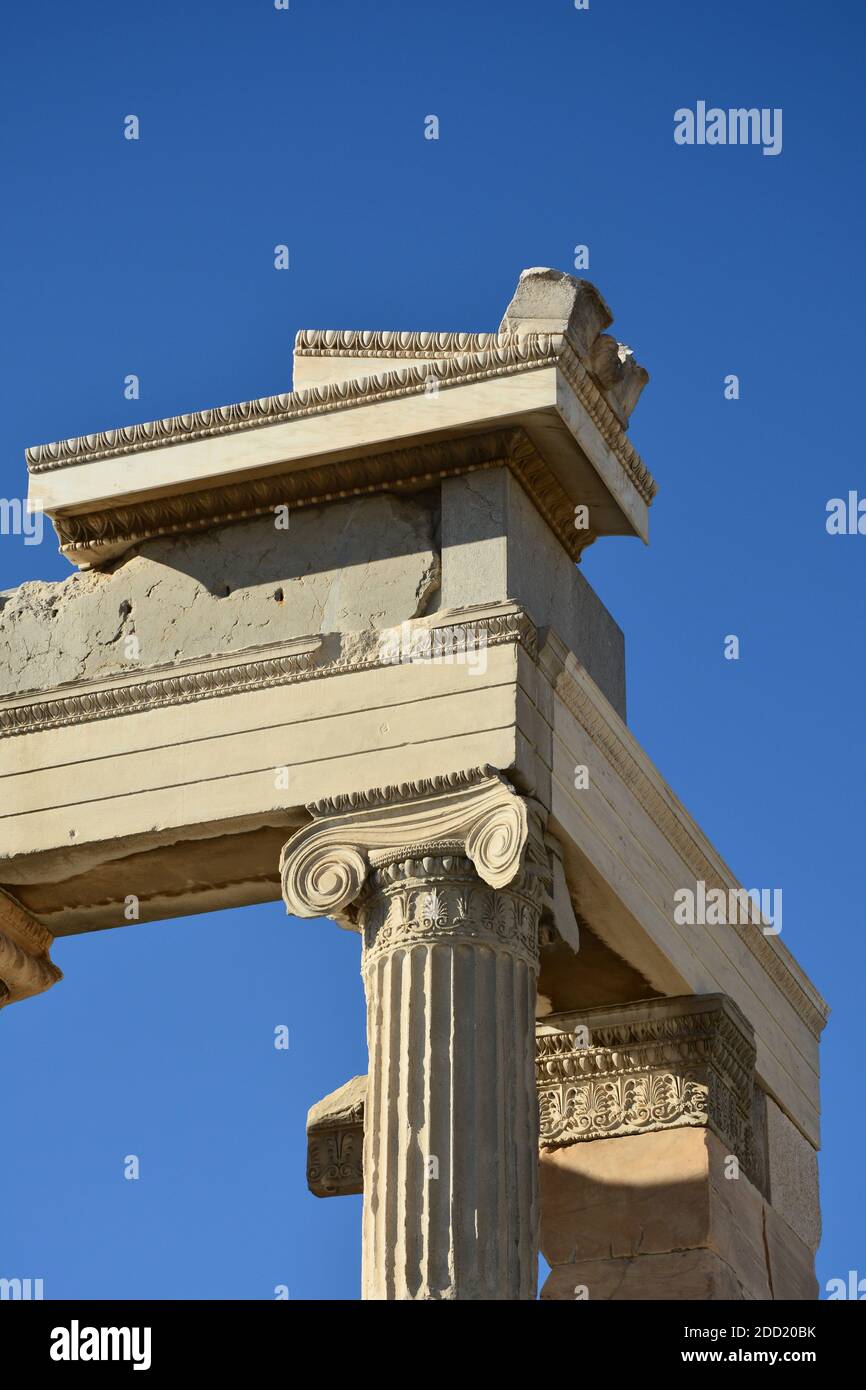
left=358, top=852, right=545, bottom=973
left=306, top=1076, right=366, bottom=1198
left=536, top=994, right=767, bottom=1191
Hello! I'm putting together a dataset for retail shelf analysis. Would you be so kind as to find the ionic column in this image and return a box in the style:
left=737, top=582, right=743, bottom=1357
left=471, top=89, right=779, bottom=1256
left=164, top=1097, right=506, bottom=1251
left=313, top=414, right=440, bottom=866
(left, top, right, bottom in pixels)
left=280, top=767, right=548, bottom=1301
left=359, top=849, right=542, bottom=1299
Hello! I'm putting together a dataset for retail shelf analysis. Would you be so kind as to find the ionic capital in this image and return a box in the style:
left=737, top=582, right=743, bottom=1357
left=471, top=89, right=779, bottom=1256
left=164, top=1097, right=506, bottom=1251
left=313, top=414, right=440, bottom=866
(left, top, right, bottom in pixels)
left=280, top=765, right=540, bottom=927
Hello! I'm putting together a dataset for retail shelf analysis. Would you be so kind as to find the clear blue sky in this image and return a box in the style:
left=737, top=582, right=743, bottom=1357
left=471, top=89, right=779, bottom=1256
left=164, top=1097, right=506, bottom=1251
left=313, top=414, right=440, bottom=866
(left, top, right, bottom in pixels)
left=2, top=0, right=863, bottom=1300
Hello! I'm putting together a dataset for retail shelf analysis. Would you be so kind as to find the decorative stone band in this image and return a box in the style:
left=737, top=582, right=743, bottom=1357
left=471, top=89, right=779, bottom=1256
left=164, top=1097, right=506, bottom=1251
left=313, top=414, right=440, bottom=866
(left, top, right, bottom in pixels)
left=0, top=888, right=62, bottom=1008
left=358, top=851, right=545, bottom=973
left=45, top=427, right=606, bottom=567
left=537, top=995, right=766, bottom=1193
left=0, top=603, right=535, bottom=738
left=27, top=338, right=656, bottom=514
left=28, top=340, right=562, bottom=471
left=307, top=993, right=767, bottom=1199
left=280, top=766, right=541, bottom=929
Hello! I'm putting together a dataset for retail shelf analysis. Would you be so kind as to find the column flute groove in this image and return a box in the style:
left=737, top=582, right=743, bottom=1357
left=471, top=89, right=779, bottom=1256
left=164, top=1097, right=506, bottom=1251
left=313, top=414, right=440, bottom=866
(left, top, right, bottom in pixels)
left=279, top=766, right=549, bottom=1300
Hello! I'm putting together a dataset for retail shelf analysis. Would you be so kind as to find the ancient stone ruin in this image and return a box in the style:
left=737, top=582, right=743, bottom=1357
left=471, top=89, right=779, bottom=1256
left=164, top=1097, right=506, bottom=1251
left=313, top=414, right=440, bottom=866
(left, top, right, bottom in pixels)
left=1, top=268, right=825, bottom=1299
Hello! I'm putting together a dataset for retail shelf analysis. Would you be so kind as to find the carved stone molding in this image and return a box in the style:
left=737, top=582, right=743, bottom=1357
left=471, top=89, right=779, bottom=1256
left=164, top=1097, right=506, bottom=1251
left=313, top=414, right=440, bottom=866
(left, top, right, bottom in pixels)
left=557, top=338, right=655, bottom=502
left=46, top=426, right=603, bottom=567
left=0, top=636, right=321, bottom=738
left=27, top=341, right=562, bottom=472
left=294, top=328, right=516, bottom=358
left=27, top=335, right=657, bottom=518
left=280, top=766, right=540, bottom=928
left=306, top=1076, right=366, bottom=1198
left=0, top=603, right=535, bottom=738
left=359, top=852, right=545, bottom=973
left=536, top=994, right=766, bottom=1192
left=0, top=888, right=62, bottom=1008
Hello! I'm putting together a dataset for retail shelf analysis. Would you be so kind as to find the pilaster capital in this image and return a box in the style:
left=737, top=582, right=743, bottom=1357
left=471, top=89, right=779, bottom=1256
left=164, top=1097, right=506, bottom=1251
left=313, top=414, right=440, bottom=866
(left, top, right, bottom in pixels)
left=536, top=993, right=767, bottom=1192
left=280, top=765, right=541, bottom=927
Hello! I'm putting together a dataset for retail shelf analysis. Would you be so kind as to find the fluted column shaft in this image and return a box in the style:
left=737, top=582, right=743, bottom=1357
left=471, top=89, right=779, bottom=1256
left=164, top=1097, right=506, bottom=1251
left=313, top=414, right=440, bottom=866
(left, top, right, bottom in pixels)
left=358, top=849, right=542, bottom=1300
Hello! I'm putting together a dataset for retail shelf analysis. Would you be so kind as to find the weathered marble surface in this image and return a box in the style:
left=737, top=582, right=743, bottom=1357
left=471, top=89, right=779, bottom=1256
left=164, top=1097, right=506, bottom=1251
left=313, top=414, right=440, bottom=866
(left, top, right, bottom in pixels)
left=0, top=494, right=439, bottom=698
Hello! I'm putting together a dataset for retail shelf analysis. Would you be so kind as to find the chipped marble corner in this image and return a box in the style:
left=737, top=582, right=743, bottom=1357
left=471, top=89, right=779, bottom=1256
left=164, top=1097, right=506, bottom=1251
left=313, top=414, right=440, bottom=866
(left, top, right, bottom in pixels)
left=0, top=887, right=62, bottom=1008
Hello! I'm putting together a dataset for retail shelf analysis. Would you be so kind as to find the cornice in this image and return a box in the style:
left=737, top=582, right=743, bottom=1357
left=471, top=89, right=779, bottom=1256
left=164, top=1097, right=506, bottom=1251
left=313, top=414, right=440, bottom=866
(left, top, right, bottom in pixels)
left=293, top=328, right=657, bottom=504
left=554, top=660, right=829, bottom=1040
left=47, top=427, right=595, bottom=567
left=294, top=328, right=543, bottom=358
left=26, top=341, right=559, bottom=473
left=0, top=606, right=535, bottom=738
left=557, top=337, right=657, bottom=503
left=26, top=335, right=656, bottom=531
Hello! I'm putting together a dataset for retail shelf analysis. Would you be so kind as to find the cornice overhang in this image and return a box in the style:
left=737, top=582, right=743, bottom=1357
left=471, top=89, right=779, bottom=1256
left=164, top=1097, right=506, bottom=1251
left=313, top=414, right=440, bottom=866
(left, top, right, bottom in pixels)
left=26, top=331, right=656, bottom=567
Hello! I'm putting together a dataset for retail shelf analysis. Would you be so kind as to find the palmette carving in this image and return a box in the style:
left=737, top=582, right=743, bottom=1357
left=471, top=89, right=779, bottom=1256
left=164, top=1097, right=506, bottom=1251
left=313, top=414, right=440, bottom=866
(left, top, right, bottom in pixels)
left=307, top=1126, right=364, bottom=1198
left=358, top=853, right=544, bottom=971
left=536, top=995, right=767, bottom=1192
left=538, top=1067, right=708, bottom=1142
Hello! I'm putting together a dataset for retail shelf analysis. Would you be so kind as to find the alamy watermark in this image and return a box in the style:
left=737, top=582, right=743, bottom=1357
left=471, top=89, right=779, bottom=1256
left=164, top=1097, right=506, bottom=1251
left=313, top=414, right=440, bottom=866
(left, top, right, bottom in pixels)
left=50, top=1321, right=151, bottom=1371
left=674, top=102, right=782, bottom=157
left=378, top=620, right=487, bottom=675
left=826, top=1270, right=866, bottom=1299
left=826, top=491, right=865, bottom=535
left=0, top=498, right=43, bottom=545
left=674, top=881, right=782, bottom=935
left=1, top=1276, right=43, bottom=1299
